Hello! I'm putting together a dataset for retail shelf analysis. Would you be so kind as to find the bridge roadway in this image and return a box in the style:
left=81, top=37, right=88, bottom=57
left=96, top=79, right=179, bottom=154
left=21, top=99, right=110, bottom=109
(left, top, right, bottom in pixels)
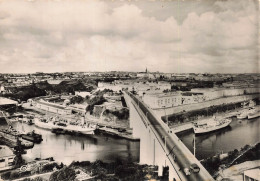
left=127, top=91, right=214, bottom=181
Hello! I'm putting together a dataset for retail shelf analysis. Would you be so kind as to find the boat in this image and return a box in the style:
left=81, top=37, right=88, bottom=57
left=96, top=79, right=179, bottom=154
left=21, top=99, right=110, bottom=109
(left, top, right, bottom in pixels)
left=237, top=107, right=256, bottom=119
left=193, top=117, right=232, bottom=134
left=21, top=130, right=43, bottom=143
left=247, top=110, right=260, bottom=119
left=51, top=128, right=66, bottom=135
left=34, top=117, right=96, bottom=135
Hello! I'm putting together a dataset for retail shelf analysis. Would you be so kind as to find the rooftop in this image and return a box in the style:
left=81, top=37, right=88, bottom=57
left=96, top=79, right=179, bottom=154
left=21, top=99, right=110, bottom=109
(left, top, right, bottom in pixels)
left=0, top=145, right=14, bottom=158
left=244, top=168, right=260, bottom=180
left=0, top=97, right=18, bottom=106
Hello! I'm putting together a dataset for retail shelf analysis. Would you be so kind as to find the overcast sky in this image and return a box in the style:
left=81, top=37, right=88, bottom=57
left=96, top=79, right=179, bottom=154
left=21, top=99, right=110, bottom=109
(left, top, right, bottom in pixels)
left=0, top=0, right=259, bottom=73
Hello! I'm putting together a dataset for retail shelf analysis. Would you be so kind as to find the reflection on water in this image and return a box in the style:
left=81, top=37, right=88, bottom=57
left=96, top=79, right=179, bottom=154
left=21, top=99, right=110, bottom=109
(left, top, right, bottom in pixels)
left=8, top=116, right=260, bottom=163
left=177, top=117, right=260, bottom=160
left=12, top=122, right=140, bottom=165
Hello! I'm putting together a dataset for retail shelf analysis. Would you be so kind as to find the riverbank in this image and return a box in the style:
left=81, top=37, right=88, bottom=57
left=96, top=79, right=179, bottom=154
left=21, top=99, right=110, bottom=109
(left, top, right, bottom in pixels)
left=97, top=127, right=139, bottom=141
left=49, top=160, right=160, bottom=181
left=154, top=94, right=259, bottom=117
left=172, top=104, right=259, bottom=133
left=0, top=158, right=60, bottom=181
left=200, top=142, right=260, bottom=177
left=21, top=103, right=135, bottom=141
left=1, top=160, right=162, bottom=181
left=216, top=160, right=260, bottom=181
left=172, top=108, right=239, bottom=133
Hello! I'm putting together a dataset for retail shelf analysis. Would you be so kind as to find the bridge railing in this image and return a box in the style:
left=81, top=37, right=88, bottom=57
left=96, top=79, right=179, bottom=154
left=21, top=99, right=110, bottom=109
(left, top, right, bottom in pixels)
left=125, top=91, right=214, bottom=181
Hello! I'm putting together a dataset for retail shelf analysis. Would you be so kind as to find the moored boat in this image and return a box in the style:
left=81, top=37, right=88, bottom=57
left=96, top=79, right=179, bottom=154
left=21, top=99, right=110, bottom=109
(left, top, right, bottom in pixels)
left=247, top=111, right=260, bottom=119
left=35, top=117, right=96, bottom=135
left=237, top=107, right=256, bottom=119
left=193, top=117, right=232, bottom=134
left=21, top=130, right=43, bottom=143
left=51, top=128, right=66, bottom=135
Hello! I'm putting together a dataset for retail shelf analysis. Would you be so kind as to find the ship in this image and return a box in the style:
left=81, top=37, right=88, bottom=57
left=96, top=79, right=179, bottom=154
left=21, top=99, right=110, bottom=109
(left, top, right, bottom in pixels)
left=247, top=108, right=260, bottom=119
left=34, top=117, right=96, bottom=135
left=51, top=128, right=66, bottom=135
left=21, top=130, right=43, bottom=143
left=193, top=117, right=232, bottom=134
left=237, top=107, right=256, bottom=119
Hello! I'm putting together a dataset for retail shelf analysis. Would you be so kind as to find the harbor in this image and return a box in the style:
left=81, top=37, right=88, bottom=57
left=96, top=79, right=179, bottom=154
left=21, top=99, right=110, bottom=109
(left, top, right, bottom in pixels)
left=2, top=105, right=258, bottom=165
left=10, top=121, right=140, bottom=165
left=177, top=116, right=260, bottom=160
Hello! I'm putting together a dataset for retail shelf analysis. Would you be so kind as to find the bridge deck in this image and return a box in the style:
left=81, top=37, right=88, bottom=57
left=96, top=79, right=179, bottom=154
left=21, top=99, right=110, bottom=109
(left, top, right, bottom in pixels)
left=126, top=91, right=214, bottom=181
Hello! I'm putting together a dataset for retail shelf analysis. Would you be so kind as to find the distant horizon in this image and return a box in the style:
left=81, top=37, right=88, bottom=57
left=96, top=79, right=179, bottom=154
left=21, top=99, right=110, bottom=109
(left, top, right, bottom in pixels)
left=0, top=0, right=259, bottom=74
left=1, top=70, right=259, bottom=75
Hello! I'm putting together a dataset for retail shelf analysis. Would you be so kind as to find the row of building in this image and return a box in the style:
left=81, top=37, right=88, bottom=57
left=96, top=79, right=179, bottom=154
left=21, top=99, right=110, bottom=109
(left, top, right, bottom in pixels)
left=97, top=81, right=171, bottom=93
left=142, top=87, right=260, bottom=109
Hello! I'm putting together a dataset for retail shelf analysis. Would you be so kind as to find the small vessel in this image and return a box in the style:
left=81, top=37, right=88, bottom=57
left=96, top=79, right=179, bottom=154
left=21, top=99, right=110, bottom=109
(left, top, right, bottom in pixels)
left=237, top=107, right=256, bottom=119
left=51, top=128, right=66, bottom=135
left=35, top=117, right=96, bottom=135
left=193, top=117, right=232, bottom=134
left=21, top=130, right=43, bottom=143
left=247, top=110, right=260, bottom=119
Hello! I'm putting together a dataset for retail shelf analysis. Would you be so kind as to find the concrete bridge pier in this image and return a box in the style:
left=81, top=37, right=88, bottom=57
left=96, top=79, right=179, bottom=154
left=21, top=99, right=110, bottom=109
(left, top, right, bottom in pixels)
left=129, top=102, right=142, bottom=139
left=128, top=97, right=176, bottom=180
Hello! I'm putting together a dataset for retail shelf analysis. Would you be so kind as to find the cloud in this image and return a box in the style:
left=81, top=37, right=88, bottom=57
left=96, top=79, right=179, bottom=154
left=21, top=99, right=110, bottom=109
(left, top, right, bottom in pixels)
left=0, top=0, right=258, bottom=73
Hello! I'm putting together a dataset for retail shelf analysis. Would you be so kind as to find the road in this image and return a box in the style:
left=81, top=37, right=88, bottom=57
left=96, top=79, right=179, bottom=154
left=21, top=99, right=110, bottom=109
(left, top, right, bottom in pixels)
left=127, top=91, right=214, bottom=181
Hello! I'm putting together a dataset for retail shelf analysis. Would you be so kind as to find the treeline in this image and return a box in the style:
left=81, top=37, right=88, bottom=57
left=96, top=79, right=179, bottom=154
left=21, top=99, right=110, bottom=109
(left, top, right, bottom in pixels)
left=2, top=80, right=95, bottom=102
left=49, top=160, right=161, bottom=181
left=1, top=162, right=59, bottom=181
left=103, top=108, right=129, bottom=120
left=201, top=143, right=260, bottom=176
left=162, top=102, right=243, bottom=125
left=2, top=84, right=46, bottom=101
left=86, top=96, right=106, bottom=114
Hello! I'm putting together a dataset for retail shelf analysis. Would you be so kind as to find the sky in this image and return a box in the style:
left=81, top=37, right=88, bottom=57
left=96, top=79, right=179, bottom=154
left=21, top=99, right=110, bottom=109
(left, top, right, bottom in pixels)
left=0, top=0, right=259, bottom=73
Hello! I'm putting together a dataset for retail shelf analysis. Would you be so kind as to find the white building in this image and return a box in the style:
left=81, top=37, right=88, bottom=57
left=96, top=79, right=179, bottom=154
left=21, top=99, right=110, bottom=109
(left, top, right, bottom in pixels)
left=191, top=87, right=260, bottom=101
left=143, top=92, right=205, bottom=109
left=0, top=97, right=18, bottom=106
left=0, top=85, right=5, bottom=93
left=243, top=168, right=260, bottom=181
left=0, top=145, right=15, bottom=171
left=75, top=91, right=91, bottom=98
left=142, top=87, right=258, bottom=109
left=143, top=92, right=182, bottom=109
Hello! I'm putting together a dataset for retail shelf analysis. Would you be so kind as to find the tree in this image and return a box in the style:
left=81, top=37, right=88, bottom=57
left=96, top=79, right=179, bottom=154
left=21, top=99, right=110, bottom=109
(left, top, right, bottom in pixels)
left=13, top=139, right=25, bottom=168
left=70, top=96, right=84, bottom=104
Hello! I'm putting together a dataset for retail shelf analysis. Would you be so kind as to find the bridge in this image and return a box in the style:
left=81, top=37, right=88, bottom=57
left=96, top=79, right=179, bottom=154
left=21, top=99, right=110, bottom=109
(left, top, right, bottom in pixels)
left=123, top=91, right=214, bottom=181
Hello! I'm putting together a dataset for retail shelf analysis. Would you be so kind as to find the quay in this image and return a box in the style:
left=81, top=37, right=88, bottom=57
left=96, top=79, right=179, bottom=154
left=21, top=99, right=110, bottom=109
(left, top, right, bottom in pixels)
left=171, top=104, right=258, bottom=133
left=97, top=127, right=139, bottom=141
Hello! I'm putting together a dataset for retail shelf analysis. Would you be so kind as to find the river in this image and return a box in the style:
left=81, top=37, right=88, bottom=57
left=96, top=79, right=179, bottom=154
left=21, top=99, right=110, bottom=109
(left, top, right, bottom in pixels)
left=7, top=116, right=260, bottom=164
left=11, top=122, right=140, bottom=165
left=177, top=117, right=260, bottom=160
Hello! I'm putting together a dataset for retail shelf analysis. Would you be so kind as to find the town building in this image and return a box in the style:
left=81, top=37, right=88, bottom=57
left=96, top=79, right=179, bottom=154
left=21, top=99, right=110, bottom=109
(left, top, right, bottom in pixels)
left=75, top=91, right=92, bottom=98
left=0, top=97, right=18, bottom=109
left=243, top=168, right=260, bottom=181
left=142, top=87, right=260, bottom=109
left=143, top=91, right=205, bottom=109
left=0, top=145, right=15, bottom=171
